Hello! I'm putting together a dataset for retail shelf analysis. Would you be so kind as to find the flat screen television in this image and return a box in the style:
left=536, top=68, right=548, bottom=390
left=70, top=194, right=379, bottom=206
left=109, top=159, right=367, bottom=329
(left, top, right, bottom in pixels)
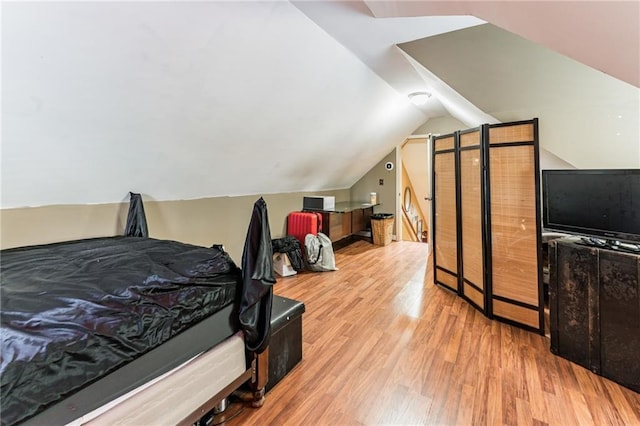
left=542, top=169, right=640, bottom=245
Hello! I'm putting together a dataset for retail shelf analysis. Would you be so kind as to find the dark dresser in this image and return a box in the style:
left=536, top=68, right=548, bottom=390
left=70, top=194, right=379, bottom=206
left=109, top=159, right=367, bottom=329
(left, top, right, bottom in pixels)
left=549, top=238, right=639, bottom=392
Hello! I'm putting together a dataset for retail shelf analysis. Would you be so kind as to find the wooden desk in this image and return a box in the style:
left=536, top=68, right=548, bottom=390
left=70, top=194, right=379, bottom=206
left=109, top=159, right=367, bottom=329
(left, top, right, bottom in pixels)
left=304, top=202, right=376, bottom=245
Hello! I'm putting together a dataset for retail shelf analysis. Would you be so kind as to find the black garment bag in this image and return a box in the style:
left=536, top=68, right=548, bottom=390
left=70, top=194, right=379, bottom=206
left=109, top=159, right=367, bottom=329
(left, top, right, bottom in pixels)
left=239, top=197, right=276, bottom=353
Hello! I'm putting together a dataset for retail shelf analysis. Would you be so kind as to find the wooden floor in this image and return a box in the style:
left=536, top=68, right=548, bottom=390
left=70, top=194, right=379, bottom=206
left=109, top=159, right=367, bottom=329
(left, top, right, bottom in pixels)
left=230, top=241, right=640, bottom=425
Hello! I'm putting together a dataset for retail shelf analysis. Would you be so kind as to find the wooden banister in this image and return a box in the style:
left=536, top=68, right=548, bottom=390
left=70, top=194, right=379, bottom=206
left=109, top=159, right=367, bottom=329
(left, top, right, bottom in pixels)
left=402, top=206, right=420, bottom=242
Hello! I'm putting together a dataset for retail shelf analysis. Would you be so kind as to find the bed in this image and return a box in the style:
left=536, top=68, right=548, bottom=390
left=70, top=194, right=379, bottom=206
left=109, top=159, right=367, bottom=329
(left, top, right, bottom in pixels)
left=1, top=198, right=275, bottom=425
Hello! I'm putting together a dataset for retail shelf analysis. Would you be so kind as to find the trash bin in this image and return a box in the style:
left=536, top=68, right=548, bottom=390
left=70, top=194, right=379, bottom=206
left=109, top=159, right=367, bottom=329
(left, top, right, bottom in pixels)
left=371, top=213, right=394, bottom=246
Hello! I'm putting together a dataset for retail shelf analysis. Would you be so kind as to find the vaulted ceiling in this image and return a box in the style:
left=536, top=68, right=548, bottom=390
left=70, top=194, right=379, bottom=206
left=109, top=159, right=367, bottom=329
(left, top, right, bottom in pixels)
left=2, top=1, right=638, bottom=208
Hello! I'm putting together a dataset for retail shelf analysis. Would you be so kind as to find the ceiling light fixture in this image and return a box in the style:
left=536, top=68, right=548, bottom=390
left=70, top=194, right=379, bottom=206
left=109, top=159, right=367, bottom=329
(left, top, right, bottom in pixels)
left=408, top=91, right=432, bottom=106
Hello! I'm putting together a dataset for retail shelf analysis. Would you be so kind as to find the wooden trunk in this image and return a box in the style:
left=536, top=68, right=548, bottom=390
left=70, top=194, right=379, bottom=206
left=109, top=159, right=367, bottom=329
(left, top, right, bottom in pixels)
left=549, top=238, right=640, bottom=392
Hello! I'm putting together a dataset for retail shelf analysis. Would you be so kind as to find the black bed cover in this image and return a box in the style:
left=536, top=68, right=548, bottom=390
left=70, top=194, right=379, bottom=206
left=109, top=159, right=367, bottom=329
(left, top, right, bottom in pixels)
left=0, top=236, right=241, bottom=425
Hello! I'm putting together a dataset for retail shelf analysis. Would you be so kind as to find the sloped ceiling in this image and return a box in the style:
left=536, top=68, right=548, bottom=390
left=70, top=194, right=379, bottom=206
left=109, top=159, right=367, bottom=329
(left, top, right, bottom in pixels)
left=400, top=24, right=640, bottom=168
left=291, top=0, right=484, bottom=117
left=1, top=1, right=638, bottom=209
left=1, top=1, right=434, bottom=208
left=400, top=24, right=638, bottom=114
left=366, top=0, right=640, bottom=88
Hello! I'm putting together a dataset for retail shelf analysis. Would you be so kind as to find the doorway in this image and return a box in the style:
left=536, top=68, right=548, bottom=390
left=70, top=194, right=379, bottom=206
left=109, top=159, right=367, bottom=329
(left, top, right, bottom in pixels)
left=399, top=136, right=432, bottom=248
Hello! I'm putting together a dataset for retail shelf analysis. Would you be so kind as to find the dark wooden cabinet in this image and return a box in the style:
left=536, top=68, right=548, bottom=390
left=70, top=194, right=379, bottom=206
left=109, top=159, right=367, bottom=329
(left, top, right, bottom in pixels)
left=549, top=238, right=640, bottom=392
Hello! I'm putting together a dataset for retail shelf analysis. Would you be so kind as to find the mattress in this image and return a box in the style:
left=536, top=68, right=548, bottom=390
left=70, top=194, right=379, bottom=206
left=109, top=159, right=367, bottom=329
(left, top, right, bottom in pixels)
left=1, top=237, right=243, bottom=426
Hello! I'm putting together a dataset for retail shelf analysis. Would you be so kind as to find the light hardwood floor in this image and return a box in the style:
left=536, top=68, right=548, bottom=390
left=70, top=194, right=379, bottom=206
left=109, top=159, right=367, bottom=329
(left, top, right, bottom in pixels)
left=230, top=240, right=640, bottom=425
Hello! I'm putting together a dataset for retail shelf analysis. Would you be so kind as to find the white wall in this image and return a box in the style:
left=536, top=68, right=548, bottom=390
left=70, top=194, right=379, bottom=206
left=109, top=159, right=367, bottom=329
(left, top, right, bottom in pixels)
left=350, top=150, right=397, bottom=216
left=414, top=116, right=467, bottom=137
left=350, top=150, right=398, bottom=237
left=1, top=189, right=350, bottom=261
left=493, top=103, right=640, bottom=169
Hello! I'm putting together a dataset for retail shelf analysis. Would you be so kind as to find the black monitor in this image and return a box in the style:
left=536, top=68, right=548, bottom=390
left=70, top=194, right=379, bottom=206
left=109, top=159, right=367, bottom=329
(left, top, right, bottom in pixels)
left=542, top=169, right=640, bottom=246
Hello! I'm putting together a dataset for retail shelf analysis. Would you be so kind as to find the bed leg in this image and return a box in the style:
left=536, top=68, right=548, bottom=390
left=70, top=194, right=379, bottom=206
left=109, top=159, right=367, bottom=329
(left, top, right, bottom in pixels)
left=251, top=387, right=265, bottom=408
left=233, top=347, right=268, bottom=408
left=250, top=347, right=268, bottom=407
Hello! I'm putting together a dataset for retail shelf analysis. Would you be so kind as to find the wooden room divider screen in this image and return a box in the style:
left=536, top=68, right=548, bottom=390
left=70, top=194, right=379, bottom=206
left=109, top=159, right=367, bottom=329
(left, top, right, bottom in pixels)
left=431, top=119, right=543, bottom=334
left=432, top=133, right=459, bottom=293
left=486, top=120, right=543, bottom=331
left=459, top=127, right=487, bottom=314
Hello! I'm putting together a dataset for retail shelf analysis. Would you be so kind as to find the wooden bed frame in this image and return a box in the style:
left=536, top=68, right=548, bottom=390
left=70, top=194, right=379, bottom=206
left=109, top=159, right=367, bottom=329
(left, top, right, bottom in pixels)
left=178, top=350, right=269, bottom=426
left=82, top=344, right=268, bottom=425
left=17, top=313, right=269, bottom=426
